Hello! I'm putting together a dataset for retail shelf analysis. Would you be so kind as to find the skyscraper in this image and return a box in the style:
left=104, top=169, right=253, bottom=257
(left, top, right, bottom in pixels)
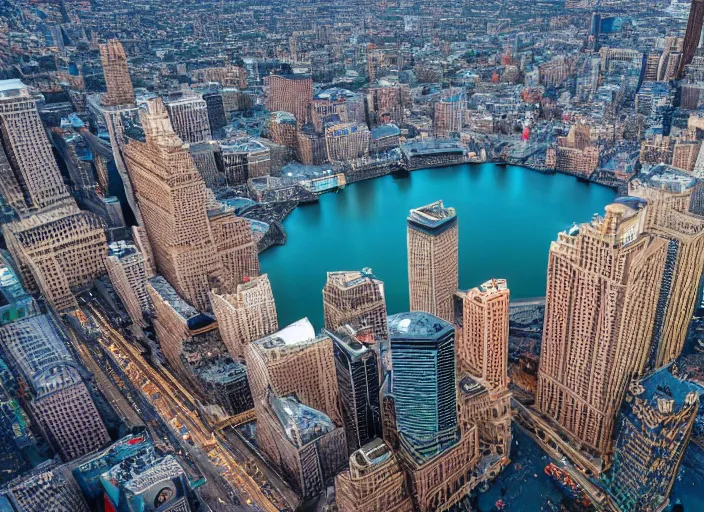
left=210, top=274, right=278, bottom=360
left=328, top=328, right=382, bottom=454
left=0, top=80, right=72, bottom=213
left=105, top=241, right=152, bottom=328
left=454, top=279, right=510, bottom=390
left=537, top=202, right=671, bottom=461
left=388, top=312, right=459, bottom=463
left=602, top=366, right=700, bottom=512
left=0, top=315, right=110, bottom=460
left=1, top=462, right=91, bottom=512
left=123, top=98, right=259, bottom=312
left=407, top=201, right=458, bottom=323
left=678, top=0, right=704, bottom=78
left=323, top=269, right=389, bottom=343
left=164, top=93, right=212, bottom=144
left=99, top=39, right=136, bottom=107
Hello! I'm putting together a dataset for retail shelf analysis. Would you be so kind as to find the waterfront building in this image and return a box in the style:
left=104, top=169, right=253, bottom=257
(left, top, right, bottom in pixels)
left=407, top=201, right=458, bottom=324
left=101, top=453, right=193, bottom=512
left=218, top=137, right=271, bottom=184
left=123, top=98, right=259, bottom=312
left=0, top=315, right=110, bottom=460
left=264, top=74, right=313, bottom=125
left=0, top=461, right=91, bottom=512
left=602, top=366, right=701, bottom=512
left=255, top=391, right=347, bottom=499
left=99, top=39, right=135, bottom=107
left=105, top=241, right=152, bottom=328
left=323, top=269, right=389, bottom=343
left=335, top=439, right=414, bottom=512
left=365, top=83, right=411, bottom=128
left=328, top=328, right=382, bottom=454
left=325, top=122, right=370, bottom=162
left=210, top=274, right=278, bottom=360
left=147, top=276, right=253, bottom=416
left=296, top=128, right=327, bottom=165
left=537, top=202, right=671, bottom=463
left=453, top=279, right=510, bottom=391
left=164, top=93, right=212, bottom=144
left=679, top=0, right=704, bottom=78
left=388, top=312, right=459, bottom=463
left=245, top=318, right=341, bottom=425
left=433, top=88, right=466, bottom=138
left=552, top=123, right=599, bottom=177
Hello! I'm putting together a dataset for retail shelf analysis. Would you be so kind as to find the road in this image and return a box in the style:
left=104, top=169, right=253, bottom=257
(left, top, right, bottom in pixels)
left=82, top=302, right=284, bottom=512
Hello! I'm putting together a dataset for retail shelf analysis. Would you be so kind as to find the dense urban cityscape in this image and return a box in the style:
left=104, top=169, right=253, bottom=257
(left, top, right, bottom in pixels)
left=0, top=0, right=703, bottom=511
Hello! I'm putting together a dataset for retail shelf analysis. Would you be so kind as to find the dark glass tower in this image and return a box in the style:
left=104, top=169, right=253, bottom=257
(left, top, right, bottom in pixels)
left=679, top=0, right=704, bottom=78
left=328, top=329, right=382, bottom=454
left=388, top=311, right=458, bottom=463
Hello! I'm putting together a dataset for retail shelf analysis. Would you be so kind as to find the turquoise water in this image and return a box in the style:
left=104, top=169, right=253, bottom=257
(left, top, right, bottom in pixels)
left=261, top=163, right=617, bottom=329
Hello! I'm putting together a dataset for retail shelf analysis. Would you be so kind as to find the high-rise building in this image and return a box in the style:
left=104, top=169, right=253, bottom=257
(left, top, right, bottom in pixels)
left=407, top=201, right=459, bottom=324
left=0, top=80, right=72, bottom=214
left=433, top=88, right=466, bottom=138
left=323, top=269, right=389, bottom=343
left=123, top=98, right=259, bottom=312
left=602, top=366, right=700, bottom=512
left=210, top=274, right=278, bottom=360
left=365, top=84, right=412, bottom=128
left=388, top=312, right=459, bottom=463
left=99, top=39, right=135, bottom=107
left=0, top=461, right=91, bottom=512
left=105, top=241, right=152, bottom=328
left=254, top=391, right=347, bottom=499
left=202, top=91, right=227, bottom=135
left=328, top=328, right=382, bottom=454
left=264, top=74, right=313, bottom=124
left=537, top=201, right=671, bottom=462
left=325, top=122, right=370, bottom=162
left=335, top=439, right=414, bottom=512
left=245, top=318, right=341, bottom=425
left=0, top=315, right=110, bottom=460
left=453, top=279, right=510, bottom=390
left=164, top=93, right=212, bottom=144
left=147, top=276, right=253, bottom=416
left=678, top=0, right=704, bottom=78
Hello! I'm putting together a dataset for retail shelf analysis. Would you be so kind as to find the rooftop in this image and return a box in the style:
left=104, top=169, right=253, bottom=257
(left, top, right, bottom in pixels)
left=0, top=79, right=28, bottom=99
left=269, top=393, right=335, bottom=448
left=257, top=318, right=316, bottom=349
left=388, top=312, right=452, bottom=340
left=326, top=268, right=382, bottom=290
left=408, top=200, right=457, bottom=233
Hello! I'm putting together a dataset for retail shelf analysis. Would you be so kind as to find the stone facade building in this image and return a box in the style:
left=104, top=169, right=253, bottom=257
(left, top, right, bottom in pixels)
left=407, top=201, right=458, bottom=324
left=325, top=122, right=370, bottom=162
left=105, top=241, right=152, bottom=327
left=99, top=39, right=135, bottom=107
left=164, top=93, right=212, bottom=144
left=264, top=74, right=313, bottom=125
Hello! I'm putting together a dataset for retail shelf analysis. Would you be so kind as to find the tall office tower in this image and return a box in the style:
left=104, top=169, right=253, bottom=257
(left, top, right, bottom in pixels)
left=202, top=92, right=227, bottom=134
left=264, top=74, right=313, bottom=125
left=365, top=84, right=412, bottom=127
left=602, top=366, right=700, bottom=512
left=629, top=170, right=704, bottom=368
left=323, top=269, right=389, bottom=343
left=335, top=439, right=414, bottom=512
left=101, top=454, right=194, bottom=512
left=210, top=274, right=278, bottom=360
left=255, top=391, right=347, bottom=499
left=388, top=312, right=459, bottom=463
left=328, top=329, right=382, bottom=454
left=0, top=462, right=91, bottom=512
left=164, top=93, right=212, bottom=144
left=433, top=88, right=466, bottom=138
left=99, top=39, right=135, bottom=107
left=2, top=207, right=108, bottom=311
left=453, top=279, right=510, bottom=390
left=124, top=98, right=259, bottom=311
left=407, top=201, right=459, bottom=324
left=536, top=202, right=673, bottom=464
left=246, top=318, right=341, bottom=423
left=0, top=315, right=110, bottom=460
left=105, top=241, right=152, bottom=328
left=132, top=226, right=156, bottom=277
left=0, top=80, right=72, bottom=214
left=678, top=0, right=704, bottom=78
left=147, top=276, right=253, bottom=415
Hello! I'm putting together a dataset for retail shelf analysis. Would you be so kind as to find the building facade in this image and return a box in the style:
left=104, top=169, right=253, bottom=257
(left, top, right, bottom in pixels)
left=164, top=93, right=212, bottom=144
left=264, top=74, right=313, bottom=125
left=105, top=241, right=152, bottom=328
left=407, top=201, right=459, bottom=324
left=99, top=40, right=135, bottom=107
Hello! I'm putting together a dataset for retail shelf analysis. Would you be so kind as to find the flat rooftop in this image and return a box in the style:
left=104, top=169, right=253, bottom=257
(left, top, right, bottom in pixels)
left=388, top=311, right=452, bottom=340
left=0, top=79, right=28, bottom=98
left=408, top=200, right=457, bottom=233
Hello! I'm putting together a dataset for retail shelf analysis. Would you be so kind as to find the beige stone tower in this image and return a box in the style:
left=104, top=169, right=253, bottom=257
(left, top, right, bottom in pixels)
left=407, top=201, right=458, bottom=323
left=99, top=39, right=135, bottom=107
